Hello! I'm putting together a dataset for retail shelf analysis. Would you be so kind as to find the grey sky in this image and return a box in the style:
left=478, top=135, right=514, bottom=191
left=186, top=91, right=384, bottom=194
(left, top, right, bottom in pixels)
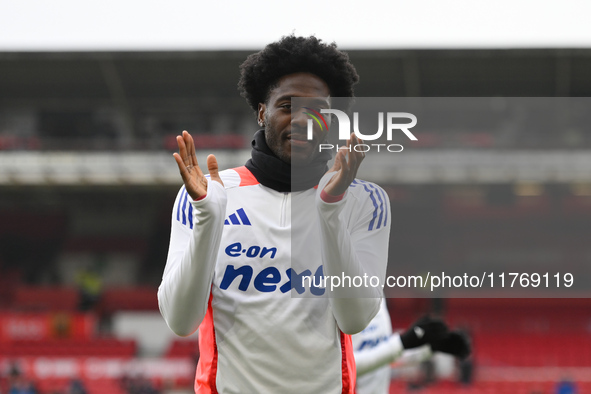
left=0, top=0, right=590, bottom=50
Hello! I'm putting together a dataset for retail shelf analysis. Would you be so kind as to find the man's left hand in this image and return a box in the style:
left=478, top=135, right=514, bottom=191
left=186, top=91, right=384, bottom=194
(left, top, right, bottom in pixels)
left=323, top=133, right=365, bottom=197
left=431, top=330, right=471, bottom=360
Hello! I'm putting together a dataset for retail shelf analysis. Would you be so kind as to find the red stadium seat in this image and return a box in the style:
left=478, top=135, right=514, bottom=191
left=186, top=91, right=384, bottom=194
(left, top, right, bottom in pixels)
left=99, top=287, right=159, bottom=314
left=388, top=380, right=591, bottom=394
left=0, top=338, right=136, bottom=357
left=13, top=286, right=78, bottom=311
left=165, top=339, right=199, bottom=359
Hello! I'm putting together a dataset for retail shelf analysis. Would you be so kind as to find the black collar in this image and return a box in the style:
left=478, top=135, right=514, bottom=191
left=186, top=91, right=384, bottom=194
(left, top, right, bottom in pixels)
left=245, top=129, right=331, bottom=192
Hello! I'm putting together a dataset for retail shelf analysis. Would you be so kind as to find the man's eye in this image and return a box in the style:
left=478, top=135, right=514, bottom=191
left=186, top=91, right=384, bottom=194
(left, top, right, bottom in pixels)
left=280, top=104, right=291, bottom=109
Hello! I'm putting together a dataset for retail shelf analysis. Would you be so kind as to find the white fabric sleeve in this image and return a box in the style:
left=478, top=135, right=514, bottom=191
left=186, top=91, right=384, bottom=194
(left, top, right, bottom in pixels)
left=316, top=172, right=391, bottom=334
left=158, top=180, right=227, bottom=337
left=392, top=344, right=433, bottom=368
left=354, top=334, right=404, bottom=376
left=355, top=334, right=433, bottom=376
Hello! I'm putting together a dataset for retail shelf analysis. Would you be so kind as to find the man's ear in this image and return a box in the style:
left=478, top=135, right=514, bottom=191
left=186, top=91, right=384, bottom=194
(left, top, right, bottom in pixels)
left=257, top=103, right=266, bottom=127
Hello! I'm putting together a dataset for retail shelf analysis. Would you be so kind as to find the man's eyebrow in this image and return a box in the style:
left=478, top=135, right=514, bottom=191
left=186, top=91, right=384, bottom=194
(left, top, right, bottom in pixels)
left=276, top=96, right=329, bottom=106
left=304, top=98, right=331, bottom=107
left=275, top=95, right=294, bottom=103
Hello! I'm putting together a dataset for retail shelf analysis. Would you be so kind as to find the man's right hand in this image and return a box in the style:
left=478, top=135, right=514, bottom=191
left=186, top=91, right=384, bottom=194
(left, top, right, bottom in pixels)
left=173, top=130, right=224, bottom=200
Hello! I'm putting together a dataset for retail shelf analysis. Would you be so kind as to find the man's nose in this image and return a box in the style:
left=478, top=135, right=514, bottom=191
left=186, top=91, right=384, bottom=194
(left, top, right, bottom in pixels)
left=291, top=107, right=308, bottom=128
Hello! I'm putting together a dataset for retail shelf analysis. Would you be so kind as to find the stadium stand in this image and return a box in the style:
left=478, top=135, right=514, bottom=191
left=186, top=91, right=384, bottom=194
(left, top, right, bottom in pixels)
left=0, top=338, right=136, bottom=357
left=164, top=339, right=199, bottom=359
left=99, top=286, right=159, bottom=314
left=2, top=49, right=591, bottom=393
left=13, top=286, right=79, bottom=311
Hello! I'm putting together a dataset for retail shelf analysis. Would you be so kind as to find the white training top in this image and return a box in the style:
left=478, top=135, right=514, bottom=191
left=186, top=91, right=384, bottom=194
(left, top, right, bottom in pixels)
left=158, top=166, right=391, bottom=394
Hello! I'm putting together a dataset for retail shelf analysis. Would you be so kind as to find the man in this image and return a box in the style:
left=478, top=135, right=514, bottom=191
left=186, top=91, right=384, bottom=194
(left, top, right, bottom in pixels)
left=353, top=299, right=471, bottom=394
left=158, top=35, right=460, bottom=393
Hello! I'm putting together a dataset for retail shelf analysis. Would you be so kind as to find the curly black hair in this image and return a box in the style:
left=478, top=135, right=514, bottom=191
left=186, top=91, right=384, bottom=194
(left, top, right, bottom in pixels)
left=238, top=35, right=359, bottom=112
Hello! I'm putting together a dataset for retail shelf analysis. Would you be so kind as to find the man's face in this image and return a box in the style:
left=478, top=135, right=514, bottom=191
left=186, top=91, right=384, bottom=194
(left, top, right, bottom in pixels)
left=258, top=72, right=331, bottom=165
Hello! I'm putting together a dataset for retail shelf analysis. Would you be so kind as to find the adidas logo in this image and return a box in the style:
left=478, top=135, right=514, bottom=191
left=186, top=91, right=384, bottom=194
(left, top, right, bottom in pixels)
left=224, top=208, right=252, bottom=226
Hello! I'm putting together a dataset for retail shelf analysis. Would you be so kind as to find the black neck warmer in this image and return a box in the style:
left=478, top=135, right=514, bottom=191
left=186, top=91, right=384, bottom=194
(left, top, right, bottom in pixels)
left=245, top=129, right=332, bottom=192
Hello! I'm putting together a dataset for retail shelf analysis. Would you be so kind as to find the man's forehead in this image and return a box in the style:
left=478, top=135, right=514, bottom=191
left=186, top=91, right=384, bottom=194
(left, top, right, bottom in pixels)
left=288, top=97, right=332, bottom=108
left=269, top=73, right=330, bottom=100
left=273, top=92, right=330, bottom=102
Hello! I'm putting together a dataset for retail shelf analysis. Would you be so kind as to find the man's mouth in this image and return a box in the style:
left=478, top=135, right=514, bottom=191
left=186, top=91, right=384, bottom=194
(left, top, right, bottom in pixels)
left=288, top=134, right=309, bottom=147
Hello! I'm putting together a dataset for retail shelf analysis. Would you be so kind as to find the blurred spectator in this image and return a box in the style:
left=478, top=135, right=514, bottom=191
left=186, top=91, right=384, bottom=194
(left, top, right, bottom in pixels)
left=458, top=355, right=474, bottom=385
left=122, top=375, right=159, bottom=394
left=76, top=256, right=104, bottom=311
left=458, top=329, right=474, bottom=385
left=406, top=359, right=436, bottom=391
left=52, top=313, right=73, bottom=338
left=67, top=379, right=87, bottom=394
left=7, top=371, right=36, bottom=394
left=556, top=378, right=577, bottom=394
left=7, top=363, right=21, bottom=380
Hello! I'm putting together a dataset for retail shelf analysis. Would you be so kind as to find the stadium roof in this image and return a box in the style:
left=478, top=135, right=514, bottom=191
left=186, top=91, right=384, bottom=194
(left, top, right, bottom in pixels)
left=2, top=48, right=591, bottom=186
left=2, top=49, right=591, bottom=106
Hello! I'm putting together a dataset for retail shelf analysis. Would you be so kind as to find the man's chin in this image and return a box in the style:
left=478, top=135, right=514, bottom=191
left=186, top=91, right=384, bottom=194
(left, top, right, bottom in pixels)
left=290, top=148, right=318, bottom=167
